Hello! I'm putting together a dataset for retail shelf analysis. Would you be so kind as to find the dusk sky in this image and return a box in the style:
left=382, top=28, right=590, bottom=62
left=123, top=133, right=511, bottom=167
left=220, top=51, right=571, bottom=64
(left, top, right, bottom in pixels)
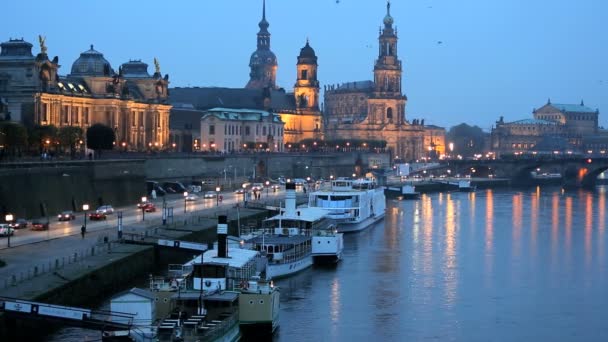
left=4, top=0, right=607, bottom=130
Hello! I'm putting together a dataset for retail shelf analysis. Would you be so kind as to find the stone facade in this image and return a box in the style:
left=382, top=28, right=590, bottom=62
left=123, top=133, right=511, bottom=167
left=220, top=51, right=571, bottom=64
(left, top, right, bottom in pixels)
left=0, top=38, right=171, bottom=150
left=323, top=2, right=443, bottom=161
left=169, top=0, right=322, bottom=149
left=491, top=99, right=606, bottom=155
left=199, top=107, right=284, bottom=152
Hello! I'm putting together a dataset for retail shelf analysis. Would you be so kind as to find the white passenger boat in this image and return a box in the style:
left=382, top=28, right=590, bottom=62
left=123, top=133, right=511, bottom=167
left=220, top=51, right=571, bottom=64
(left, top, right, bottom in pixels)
left=458, top=180, right=476, bottom=192
left=308, top=178, right=386, bottom=233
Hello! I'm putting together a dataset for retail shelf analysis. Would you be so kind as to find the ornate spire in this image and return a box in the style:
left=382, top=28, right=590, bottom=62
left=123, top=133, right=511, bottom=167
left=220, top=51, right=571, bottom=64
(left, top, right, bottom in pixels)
left=259, top=0, right=269, bottom=32
left=384, top=0, right=394, bottom=26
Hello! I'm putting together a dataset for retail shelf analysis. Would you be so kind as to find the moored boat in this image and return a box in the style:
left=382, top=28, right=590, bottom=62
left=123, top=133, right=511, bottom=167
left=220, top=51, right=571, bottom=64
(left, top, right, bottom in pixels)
left=308, top=177, right=386, bottom=233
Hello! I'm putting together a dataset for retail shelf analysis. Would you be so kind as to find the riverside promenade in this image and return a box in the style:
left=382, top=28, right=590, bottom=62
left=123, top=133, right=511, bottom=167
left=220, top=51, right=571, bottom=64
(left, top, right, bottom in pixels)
left=0, top=193, right=304, bottom=301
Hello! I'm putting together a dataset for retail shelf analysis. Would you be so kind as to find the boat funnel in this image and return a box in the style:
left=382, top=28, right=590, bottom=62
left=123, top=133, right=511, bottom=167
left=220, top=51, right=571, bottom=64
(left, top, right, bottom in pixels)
left=285, top=182, right=296, bottom=215
left=217, top=215, right=228, bottom=258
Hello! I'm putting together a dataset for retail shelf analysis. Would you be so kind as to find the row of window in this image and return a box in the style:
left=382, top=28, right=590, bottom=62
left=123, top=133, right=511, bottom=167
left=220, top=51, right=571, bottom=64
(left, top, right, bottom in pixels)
left=511, top=143, right=536, bottom=149
left=208, top=124, right=284, bottom=137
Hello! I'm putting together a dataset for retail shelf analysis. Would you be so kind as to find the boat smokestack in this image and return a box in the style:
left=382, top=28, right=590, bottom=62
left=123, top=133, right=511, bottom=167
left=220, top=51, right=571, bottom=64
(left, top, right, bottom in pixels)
left=217, top=215, right=228, bottom=258
left=285, top=182, right=296, bottom=215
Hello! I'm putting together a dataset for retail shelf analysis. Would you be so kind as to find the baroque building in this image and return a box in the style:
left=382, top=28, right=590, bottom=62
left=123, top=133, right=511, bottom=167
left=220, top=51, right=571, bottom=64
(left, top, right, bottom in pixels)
left=0, top=37, right=171, bottom=149
left=323, top=1, right=443, bottom=161
left=199, top=108, right=284, bottom=153
left=169, top=0, right=322, bottom=151
left=491, top=99, right=608, bottom=155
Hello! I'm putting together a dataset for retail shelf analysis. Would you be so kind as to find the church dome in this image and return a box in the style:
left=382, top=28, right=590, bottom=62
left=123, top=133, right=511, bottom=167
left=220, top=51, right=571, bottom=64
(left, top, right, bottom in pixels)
left=297, top=41, right=317, bottom=64
left=70, top=45, right=114, bottom=77
left=121, top=60, right=150, bottom=78
left=249, top=49, right=277, bottom=67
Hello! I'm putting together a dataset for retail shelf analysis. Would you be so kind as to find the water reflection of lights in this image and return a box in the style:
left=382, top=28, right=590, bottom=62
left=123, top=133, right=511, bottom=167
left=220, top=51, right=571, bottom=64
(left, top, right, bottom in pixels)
left=485, top=190, right=494, bottom=276
left=531, top=187, right=540, bottom=248
left=512, top=193, right=523, bottom=257
left=565, top=196, right=573, bottom=251
left=330, top=278, right=341, bottom=325
left=551, top=193, right=560, bottom=269
left=443, top=195, right=458, bottom=307
left=585, top=193, right=593, bottom=268
left=412, top=202, right=421, bottom=244
left=422, top=196, right=434, bottom=281
left=599, top=192, right=606, bottom=261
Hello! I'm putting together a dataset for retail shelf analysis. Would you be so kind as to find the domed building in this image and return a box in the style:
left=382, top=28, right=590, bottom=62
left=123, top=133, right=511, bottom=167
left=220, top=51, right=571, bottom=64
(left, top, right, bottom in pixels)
left=69, top=45, right=114, bottom=77
left=0, top=37, right=172, bottom=150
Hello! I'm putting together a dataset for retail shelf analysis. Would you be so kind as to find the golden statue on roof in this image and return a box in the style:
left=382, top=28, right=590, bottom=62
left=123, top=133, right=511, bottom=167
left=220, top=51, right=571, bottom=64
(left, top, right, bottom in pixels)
left=38, top=35, right=47, bottom=54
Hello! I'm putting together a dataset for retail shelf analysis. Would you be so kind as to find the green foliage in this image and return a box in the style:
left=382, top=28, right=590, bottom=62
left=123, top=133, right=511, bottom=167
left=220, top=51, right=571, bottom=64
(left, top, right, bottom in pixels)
left=86, top=124, right=115, bottom=151
left=0, top=122, right=28, bottom=148
left=446, top=123, right=486, bottom=157
left=58, top=126, right=83, bottom=152
left=28, top=125, right=57, bottom=151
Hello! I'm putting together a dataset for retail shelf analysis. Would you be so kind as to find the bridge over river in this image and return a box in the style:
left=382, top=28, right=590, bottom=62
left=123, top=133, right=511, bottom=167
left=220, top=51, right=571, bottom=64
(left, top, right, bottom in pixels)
left=409, top=156, right=608, bottom=189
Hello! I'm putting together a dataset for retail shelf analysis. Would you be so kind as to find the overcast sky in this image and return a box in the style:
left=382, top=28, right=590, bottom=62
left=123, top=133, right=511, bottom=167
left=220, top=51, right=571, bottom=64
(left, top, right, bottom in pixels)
left=3, top=0, right=607, bottom=130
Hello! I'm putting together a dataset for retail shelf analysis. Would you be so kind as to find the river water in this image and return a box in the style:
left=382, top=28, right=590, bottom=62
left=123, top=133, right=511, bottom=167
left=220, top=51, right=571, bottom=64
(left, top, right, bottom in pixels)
left=274, top=186, right=608, bottom=342
left=48, top=186, right=608, bottom=341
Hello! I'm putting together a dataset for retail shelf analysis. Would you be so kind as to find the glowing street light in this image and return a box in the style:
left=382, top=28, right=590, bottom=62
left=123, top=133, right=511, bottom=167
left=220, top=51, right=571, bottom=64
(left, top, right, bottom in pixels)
left=215, top=186, right=221, bottom=206
left=82, top=204, right=89, bottom=233
left=5, top=214, right=13, bottom=247
left=183, top=191, right=188, bottom=213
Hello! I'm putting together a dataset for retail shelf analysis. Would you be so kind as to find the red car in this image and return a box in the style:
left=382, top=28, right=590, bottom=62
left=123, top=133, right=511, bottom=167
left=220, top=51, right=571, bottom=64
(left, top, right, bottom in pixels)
left=141, top=203, right=156, bottom=212
left=58, top=211, right=76, bottom=221
left=31, top=221, right=50, bottom=231
left=89, top=212, right=107, bottom=221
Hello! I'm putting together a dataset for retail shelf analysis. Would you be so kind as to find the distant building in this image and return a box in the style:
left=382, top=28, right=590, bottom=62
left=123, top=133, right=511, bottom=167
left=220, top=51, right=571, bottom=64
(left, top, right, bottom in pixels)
left=169, top=0, right=322, bottom=151
left=199, top=107, right=284, bottom=153
left=491, top=99, right=607, bottom=155
left=323, top=2, right=444, bottom=161
left=0, top=38, right=171, bottom=149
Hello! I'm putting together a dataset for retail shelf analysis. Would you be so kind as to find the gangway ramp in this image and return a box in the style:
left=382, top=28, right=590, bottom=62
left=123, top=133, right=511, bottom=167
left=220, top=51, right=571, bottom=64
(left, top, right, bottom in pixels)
left=0, top=296, right=134, bottom=331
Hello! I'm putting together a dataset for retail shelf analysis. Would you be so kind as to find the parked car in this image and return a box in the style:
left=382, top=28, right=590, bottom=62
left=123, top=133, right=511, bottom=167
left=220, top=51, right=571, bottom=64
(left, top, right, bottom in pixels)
left=186, top=194, right=200, bottom=201
left=9, top=218, right=28, bottom=229
left=141, top=203, right=156, bottom=212
left=89, top=212, right=107, bottom=221
left=31, top=220, right=50, bottom=231
left=57, top=211, right=76, bottom=221
left=0, top=224, right=14, bottom=236
left=96, top=205, right=114, bottom=215
left=203, top=192, right=217, bottom=199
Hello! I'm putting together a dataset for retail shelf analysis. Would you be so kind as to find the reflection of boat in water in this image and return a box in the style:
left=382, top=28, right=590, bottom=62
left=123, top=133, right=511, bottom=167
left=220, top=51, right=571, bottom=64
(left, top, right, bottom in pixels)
left=308, top=178, right=386, bottom=233
left=386, top=184, right=420, bottom=200
left=458, top=180, right=476, bottom=192
left=106, top=216, right=279, bottom=341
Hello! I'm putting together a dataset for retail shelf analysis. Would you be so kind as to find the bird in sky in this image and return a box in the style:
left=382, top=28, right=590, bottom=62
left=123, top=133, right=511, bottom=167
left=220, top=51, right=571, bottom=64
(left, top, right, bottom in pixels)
left=437, top=41, right=443, bottom=45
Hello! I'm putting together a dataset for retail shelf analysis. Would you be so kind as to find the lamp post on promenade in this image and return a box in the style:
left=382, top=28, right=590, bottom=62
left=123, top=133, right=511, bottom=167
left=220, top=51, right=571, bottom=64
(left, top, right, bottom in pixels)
left=5, top=214, right=13, bottom=248
left=215, top=186, right=221, bottom=207
left=82, top=203, right=89, bottom=233
left=183, top=192, right=188, bottom=213
left=141, top=196, right=147, bottom=221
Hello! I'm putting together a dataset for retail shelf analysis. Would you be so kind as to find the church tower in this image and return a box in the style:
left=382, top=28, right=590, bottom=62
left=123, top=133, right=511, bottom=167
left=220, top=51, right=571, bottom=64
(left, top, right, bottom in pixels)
left=294, top=39, right=319, bottom=110
left=246, top=0, right=278, bottom=89
left=368, top=0, right=407, bottom=125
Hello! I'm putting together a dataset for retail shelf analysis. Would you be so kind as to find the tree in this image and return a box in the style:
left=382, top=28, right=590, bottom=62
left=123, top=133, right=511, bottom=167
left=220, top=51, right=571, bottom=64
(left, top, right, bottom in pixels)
left=58, top=126, right=83, bottom=157
left=86, top=124, right=115, bottom=156
left=446, top=123, right=486, bottom=157
left=28, top=125, right=57, bottom=154
left=0, top=122, right=28, bottom=159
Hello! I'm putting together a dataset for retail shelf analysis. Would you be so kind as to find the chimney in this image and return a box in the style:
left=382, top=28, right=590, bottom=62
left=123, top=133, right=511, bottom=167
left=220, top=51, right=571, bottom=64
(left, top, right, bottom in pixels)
left=285, top=182, right=296, bottom=215
left=217, top=215, right=228, bottom=258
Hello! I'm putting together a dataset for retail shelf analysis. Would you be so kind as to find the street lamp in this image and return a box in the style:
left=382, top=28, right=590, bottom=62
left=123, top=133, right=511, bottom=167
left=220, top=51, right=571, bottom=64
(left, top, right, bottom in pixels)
left=242, top=183, right=247, bottom=204
left=5, top=214, right=13, bottom=247
left=265, top=181, right=270, bottom=198
left=82, top=204, right=89, bottom=233
left=141, top=196, right=147, bottom=221
left=183, top=192, right=188, bottom=213
left=215, top=186, right=221, bottom=206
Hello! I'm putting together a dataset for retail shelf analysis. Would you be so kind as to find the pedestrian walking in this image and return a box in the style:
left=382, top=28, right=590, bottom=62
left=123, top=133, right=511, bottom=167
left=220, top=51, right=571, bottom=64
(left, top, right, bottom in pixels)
left=81, top=225, right=86, bottom=239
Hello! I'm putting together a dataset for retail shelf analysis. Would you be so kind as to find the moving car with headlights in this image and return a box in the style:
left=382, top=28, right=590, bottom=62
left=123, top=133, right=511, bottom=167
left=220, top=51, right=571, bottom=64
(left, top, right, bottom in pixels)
left=31, top=220, right=50, bottom=231
left=186, top=194, right=200, bottom=201
left=9, top=218, right=28, bottom=229
left=0, top=224, right=14, bottom=237
left=203, top=191, right=217, bottom=199
left=58, top=211, right=76, bottom=221
left=141, top=203, right=156, bottom=212
left=89, top=212, right=107, bottom=221
left=96, top=205, right=114, bottom=215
